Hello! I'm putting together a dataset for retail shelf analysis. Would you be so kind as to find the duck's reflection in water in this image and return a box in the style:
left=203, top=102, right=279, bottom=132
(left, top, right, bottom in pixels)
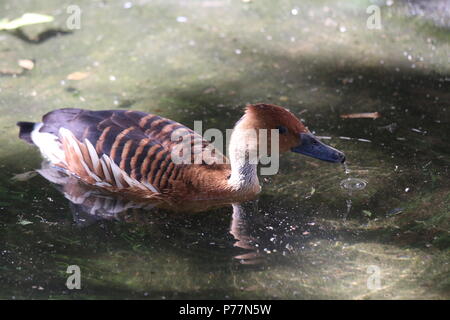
left=37, top=162, right=264, bottom=264
left=230, top=202, right=265, bottom=264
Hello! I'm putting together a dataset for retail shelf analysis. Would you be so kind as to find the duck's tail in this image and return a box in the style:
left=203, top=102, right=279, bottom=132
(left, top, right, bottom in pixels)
left=17, top=121, right=66, bottom=165
left=17, top=121, right=37, bottom=145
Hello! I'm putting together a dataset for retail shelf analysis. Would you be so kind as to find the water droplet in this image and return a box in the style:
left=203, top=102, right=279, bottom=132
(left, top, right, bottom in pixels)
left=342, top=162, right=350, bottom=174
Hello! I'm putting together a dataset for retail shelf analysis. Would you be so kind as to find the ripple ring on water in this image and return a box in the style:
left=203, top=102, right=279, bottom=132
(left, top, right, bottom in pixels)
left=340, top=178, right=367, bottom=191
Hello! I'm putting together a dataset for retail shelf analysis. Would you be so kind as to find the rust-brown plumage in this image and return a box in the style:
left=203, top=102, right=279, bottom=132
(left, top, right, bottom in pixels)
left=21, top=108, right=231, bottom=201
left=17, top=104, right=345, bottom=203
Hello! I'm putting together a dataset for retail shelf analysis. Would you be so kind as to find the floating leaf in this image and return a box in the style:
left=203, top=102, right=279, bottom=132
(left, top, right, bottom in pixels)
left=18, top=219, right=33, bottom=225
left=18, top=59, right=34, bottom=70
left=340, top=112, right=381, bottom=119
left=0, top=13, right=54, bottom=31
left=67, top=71, right=90, bottom=80
left=362, top=210, right=372, bottom=217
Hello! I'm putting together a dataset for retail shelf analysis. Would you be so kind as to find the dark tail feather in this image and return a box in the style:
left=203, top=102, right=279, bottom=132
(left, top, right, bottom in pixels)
left=17, top=121, right=36, bottom=145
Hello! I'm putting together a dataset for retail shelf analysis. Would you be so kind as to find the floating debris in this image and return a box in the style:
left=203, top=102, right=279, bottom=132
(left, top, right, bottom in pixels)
left=387, top=208, right=404, bottom=216
left=11, top=171, right=37, bottom=182
left=362, top=210, right=372, bottom=217
left=123, top=2, right=133, bottom=9
left=18, top=59, right=34, bottom=70
left=338, top=136, right=371, bottom=143
left=422, top=161, right=432, bottom=169
left=411, top=128, right=427, bottom=134
left=305, top=187, right=315, bottom=199
left=17, top=219, right=33, bottom=226
left=67, top=71, right=89, bottom=80
left=340, top=112, right=381, bottom=119
left=285, top=243, right=294, bottom=251
left=340, top=178, right=367, bottom=191
left=203, top=87, right=216, bottom=94
left=378, top=123, right=398, bottom=133
left=341, top=77, right=354, bottom=84
left=176, top=16, right=188, bottom=23
left=0, top=13, right=54, bottom=30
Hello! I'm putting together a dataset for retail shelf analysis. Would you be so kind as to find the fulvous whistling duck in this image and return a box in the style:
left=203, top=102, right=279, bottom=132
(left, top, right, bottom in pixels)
left=17, top=104, right=345, bottom=202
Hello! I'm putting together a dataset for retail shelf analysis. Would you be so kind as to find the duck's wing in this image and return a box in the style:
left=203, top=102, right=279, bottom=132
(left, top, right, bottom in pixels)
left=34, top=108, right=226, bottom=194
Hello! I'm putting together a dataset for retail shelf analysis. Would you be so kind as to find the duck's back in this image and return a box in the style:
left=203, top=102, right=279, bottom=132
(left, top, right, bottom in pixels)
left=18, top=108, right=228, bottom=197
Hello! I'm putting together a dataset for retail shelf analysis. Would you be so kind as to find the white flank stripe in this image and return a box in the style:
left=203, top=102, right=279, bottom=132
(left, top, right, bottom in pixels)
left=107, top=156, right=125, bottom=189
left=122, top=174, right=146, bottom=190
left=100, top=156, right=113, bottom=183
left=80, top=160, right=102, bottom=182
left=60, top=128, right=84, bottom=160
left=84, top=138, right=100, bottom=173
left=95, top=181, right=112, bottom=187
left=142, top=180, right=159, bottom=193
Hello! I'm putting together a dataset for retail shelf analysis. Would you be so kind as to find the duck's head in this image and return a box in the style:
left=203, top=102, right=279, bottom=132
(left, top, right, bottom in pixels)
left=238, top=103, right=345, bottom=163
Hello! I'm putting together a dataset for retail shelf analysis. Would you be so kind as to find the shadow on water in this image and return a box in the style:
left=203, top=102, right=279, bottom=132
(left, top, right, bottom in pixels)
left=2, top=137, right=448, bottom=299
left=2, top=43, right=449, bottom=297
left=148, top=46, right=449, bottom=228
left=2, top=47, right=450, bottom=297
left=156, top=49, right=449, bottom=157
left=8, top=28, right=73, bottom=44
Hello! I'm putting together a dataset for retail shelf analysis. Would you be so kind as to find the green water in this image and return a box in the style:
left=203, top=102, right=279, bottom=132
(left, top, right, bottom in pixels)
left=0, top=0, right=449, bottom=299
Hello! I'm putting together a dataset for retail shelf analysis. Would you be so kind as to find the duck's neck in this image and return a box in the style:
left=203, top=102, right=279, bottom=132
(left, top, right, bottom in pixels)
left=227, top=124, right=261, bottom=193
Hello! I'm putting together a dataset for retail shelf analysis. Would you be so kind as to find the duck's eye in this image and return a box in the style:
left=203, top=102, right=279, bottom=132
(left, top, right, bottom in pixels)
left=277, top=126, right=288, bottom=134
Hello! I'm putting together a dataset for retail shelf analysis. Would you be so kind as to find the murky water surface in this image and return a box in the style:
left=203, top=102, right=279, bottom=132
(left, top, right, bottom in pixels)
left=0, top=0, right=449, bottom=299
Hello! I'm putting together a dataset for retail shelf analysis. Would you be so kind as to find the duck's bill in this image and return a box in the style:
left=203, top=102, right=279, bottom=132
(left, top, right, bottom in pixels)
left=291, top=133, right=345, bottom=163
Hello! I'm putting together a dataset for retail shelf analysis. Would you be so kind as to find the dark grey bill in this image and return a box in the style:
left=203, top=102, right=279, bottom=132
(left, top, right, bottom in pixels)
left=291, top=133, right=345, bottom=163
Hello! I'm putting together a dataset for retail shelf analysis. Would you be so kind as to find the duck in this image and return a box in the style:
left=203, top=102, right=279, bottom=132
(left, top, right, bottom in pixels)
left=17, top=103, right=345, bottom=202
